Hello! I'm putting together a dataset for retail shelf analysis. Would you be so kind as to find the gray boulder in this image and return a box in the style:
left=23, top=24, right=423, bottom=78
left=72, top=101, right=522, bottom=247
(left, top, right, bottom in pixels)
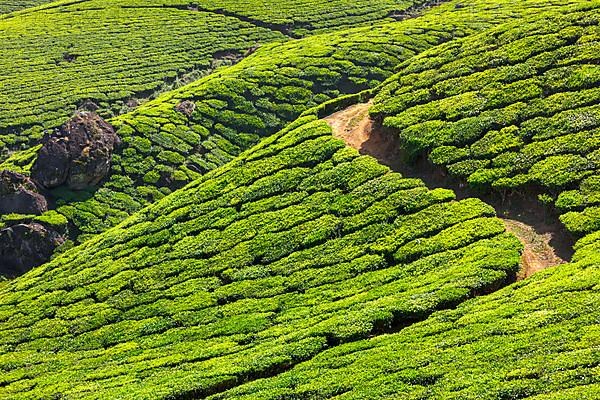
left=31, top=112, right=121, bottom=190
left=0, top=222, right=65, bottom=277
left=0, top=170, right=47, bottom=215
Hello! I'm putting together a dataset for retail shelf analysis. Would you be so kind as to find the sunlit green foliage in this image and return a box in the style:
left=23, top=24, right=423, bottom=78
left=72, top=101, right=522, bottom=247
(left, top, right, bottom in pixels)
left=373, top=3, right=600, bottom=237
left=0, top=0, right=284, bottom=151
left=0, top=117, right=521, bottom=398
left=0, top=0, right=53, bottom=14
left=212, top=249, right=600, bottom=400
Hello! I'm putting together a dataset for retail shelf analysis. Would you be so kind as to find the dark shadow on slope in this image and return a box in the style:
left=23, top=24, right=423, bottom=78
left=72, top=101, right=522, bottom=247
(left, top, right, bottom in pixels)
left=389, top=0, right=454, bottom=21
left=120, top=3, right=300, bottom=37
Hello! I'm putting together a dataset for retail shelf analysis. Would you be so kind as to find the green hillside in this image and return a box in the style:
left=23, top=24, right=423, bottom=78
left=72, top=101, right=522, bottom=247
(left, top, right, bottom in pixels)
left=0, top=0, right=427, bottom=152
left=1, top=0, right=600, bottom=398
left=0, top=0, right=53, bottom=14
left=212, top=244, right=600, bottom=400
left=0, top=116, right=522, bottom=398
left=0, top=0, right=579, bottom=248
left=372, top=2, right=600, bottom=238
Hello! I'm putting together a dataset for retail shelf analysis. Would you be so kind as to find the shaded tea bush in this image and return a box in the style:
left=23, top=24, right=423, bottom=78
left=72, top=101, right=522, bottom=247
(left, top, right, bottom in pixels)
left=372, top=3, right=600, bottom=237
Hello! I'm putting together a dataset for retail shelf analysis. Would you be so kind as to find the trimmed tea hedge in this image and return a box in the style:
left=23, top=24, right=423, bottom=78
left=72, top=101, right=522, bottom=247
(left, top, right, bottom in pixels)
left=211, top=238, right=600, bottom=399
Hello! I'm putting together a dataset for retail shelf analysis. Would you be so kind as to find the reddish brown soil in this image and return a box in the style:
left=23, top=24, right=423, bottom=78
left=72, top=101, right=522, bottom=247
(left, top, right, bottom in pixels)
left=324, top=102, right=571, bottom=279
left=502, top=219, right=566, bottom=279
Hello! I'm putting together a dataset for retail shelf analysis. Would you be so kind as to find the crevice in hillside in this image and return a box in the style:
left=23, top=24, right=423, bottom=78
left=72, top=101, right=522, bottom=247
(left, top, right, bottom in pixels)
left=388, top=0, right=454, bottom=21
left=324, top=102, right=573, bottom=277
left=119, top=4, right=300, bottom=38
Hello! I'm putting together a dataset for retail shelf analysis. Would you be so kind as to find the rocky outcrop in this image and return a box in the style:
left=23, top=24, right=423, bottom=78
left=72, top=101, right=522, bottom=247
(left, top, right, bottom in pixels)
left=0, top=170, right=47, bottom=215
left=31, top=112, right=121, bottom=190
left=79, top=99, right=100, bottom=112
left=0, top=222, right=65, bottom=277
left=175, top=100, right=196, bottom=117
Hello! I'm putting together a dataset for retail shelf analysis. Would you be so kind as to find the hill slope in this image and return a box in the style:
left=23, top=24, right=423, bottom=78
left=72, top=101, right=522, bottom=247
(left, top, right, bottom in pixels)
left=0, top=116, right=521, bottom=399
left=212, top=244, right=600, bottom=399
left=1, top=0, right=600, bottom=399
left=0, top=0, right=580, bottom=250
left=0, top=0, right=429, bottom=151
left=372, top=2, right=600, bottom=239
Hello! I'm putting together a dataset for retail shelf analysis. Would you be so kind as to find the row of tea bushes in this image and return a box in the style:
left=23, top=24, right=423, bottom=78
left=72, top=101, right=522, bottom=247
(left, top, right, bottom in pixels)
left=212, top=236, right=600, bottom=399
left=0, top=0, right=285, bottom=151
left=372, top=3, right=600, bottom=237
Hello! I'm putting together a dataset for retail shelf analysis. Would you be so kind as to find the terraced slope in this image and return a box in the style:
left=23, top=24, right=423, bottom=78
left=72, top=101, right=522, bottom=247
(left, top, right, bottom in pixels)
left=0, top=9, right=468, bottom=244
left=0, top=0, right=432, bottom=153
left=0, top=0, right=285, bottom=152
left=372, top=3, right=600, bottom=239
left=212, top=244, right=600, bottom=400
left=0, top=116, right=522, bottom=399
left=0, top=0, right=580, bottom=248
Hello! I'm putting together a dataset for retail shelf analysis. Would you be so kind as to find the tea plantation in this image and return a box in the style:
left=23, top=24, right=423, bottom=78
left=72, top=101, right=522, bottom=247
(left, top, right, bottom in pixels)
left=0, top=0, right=284, bottom=152
left=0, top=0, right=425, bottom=152
left=372, top=2, right=600, bottom=238
left=211, top=239, right=600, bottom=399
left=1, top=0, right=600, bottom=398
left=0, top=117, right=523, bottom=398
left=0, top=0, right=53, bottom=14
left=0, top=0, right=578, bottom=246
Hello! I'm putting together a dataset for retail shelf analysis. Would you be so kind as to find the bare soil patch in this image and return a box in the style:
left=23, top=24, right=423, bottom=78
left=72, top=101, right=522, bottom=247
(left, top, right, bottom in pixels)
left=502, top=219, right=566, bottom=279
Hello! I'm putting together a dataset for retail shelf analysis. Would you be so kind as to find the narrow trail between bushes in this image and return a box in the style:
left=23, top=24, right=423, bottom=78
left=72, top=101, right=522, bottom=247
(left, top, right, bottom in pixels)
left=324, top=102, right=571, bottom=279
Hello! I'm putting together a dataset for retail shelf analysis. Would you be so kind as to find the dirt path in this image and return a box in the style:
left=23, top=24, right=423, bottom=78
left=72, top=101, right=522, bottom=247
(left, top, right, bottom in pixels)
left=324, top=102, right=373, bottom=151
left=324, top=101, right=405, bottom=170
left=502, top=219, right=566, bottom=279
left=324, top=102, right=569, bottom=279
